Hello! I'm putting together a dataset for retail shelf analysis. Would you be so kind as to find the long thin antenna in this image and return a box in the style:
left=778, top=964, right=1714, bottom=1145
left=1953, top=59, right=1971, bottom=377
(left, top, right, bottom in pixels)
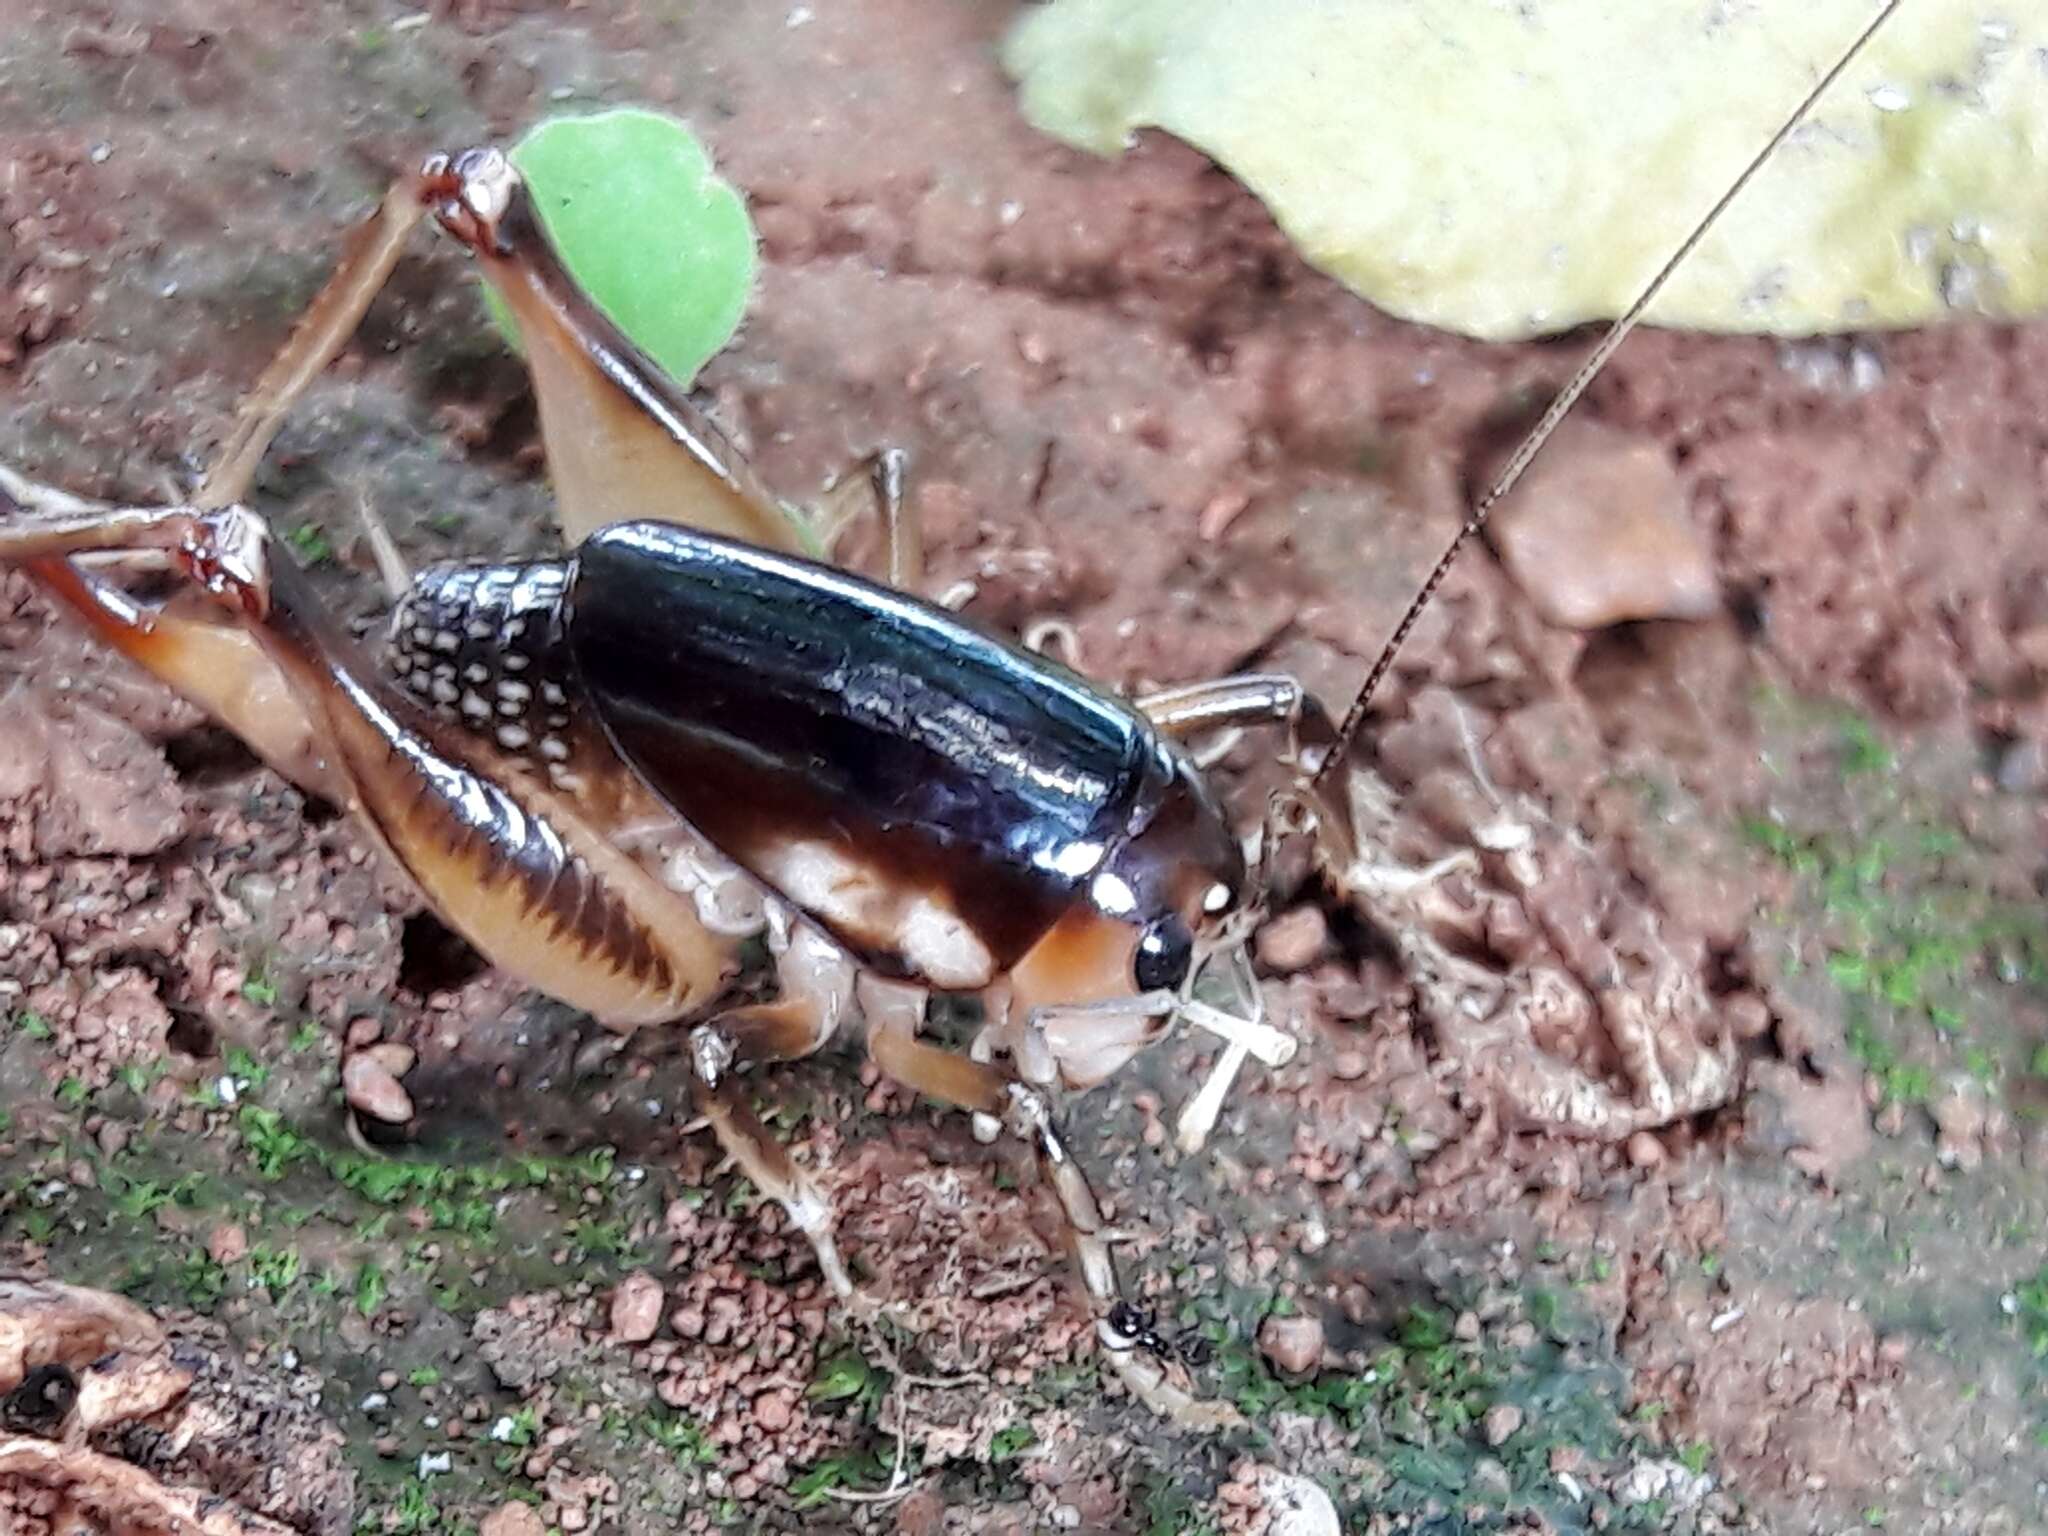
left=1308, top=0, right=1906, bottom=799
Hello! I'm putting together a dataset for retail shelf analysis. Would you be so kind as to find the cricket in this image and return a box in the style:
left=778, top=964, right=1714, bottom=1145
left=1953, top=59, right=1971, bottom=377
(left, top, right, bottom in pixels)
left=3, top=2, right=2042, bottom=1531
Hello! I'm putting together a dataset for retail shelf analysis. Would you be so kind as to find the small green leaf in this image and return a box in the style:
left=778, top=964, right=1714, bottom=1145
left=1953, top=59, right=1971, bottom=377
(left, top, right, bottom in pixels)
left=989, top=1424, right=1037, bottom=1461
left=490, top=108, right=757, bottom=390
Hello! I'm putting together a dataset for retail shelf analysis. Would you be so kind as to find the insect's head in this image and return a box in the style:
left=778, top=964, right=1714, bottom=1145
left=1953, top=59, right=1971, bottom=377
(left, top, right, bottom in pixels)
left=418, top=147, right=520, bottom=257
left=1003, top=739, right=1254, bottom=1090
left=1087, top=742, right=1252, bottom=1000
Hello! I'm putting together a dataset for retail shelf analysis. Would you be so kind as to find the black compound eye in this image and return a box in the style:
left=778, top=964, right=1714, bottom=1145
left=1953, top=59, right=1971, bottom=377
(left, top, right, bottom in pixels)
left=1133, top=914, right=1194, bottom=992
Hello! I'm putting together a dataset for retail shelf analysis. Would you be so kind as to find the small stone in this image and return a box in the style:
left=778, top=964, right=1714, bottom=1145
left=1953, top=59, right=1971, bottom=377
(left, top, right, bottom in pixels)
left=1483, top=1402, right=1523, bottom=1446
left=1257, top=1312, right=1324, bottom=1376
left=346, top=1017, right=382, bottom=1048
left=1724, top=994, right=1772, bottom=1041
left=1453, top=1310, right=1481, bottom=1342
left=1255, top=906, right=1328, bottom=973
left=1493, top=420, right=1719, bottom=629
left=365, top=1042, right=418, bottom=1077
left=207, top=1223, right=248, bottom=1265
left=344, top=1049, right=416, bottom=1125
left=894, top=1488, right=945, bottom=1536
left=480, top=1504, right=546, bottom=1536
left=610, top=1271, right=665, bottom=1344
left=1933, top=1083, right=1987, bottom=1170
left=1254, top=1468, right=1341, bottom=1536
left=754, top=1387, right=796, bottom=1432
left=1626, top=1131, right=1665, bottom=1169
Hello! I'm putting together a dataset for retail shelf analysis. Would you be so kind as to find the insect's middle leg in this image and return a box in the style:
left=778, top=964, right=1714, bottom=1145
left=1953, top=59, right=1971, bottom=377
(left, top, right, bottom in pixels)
left=686, top=934, right=863, bottom=1302
left=812, top=447, right=919, bottom=592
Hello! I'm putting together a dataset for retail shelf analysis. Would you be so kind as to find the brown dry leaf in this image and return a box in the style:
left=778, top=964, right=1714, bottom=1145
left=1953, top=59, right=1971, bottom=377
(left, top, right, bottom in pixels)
left=0, top=1278, right=193, bottom=1435
left=0, top=1438, right=296, bottom=1536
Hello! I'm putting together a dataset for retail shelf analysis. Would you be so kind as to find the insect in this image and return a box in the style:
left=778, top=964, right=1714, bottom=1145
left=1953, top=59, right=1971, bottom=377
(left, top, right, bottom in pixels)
left=0, top=3, right=1900, bottom=1433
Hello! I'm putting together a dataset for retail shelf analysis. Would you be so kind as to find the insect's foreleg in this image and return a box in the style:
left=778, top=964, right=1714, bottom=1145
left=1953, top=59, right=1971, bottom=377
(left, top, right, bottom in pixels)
left=859, top=978, right=1245, bottom=1431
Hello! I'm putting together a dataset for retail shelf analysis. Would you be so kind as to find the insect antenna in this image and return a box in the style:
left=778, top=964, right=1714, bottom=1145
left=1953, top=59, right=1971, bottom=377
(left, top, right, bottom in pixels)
left=1303, top=0, right=1907, bottom=805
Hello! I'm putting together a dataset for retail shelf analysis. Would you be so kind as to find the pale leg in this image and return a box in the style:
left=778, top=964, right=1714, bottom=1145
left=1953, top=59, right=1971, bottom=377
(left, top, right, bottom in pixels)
left=812, top=447, right=919, bottom=591
left=859, top=977, right=1246, bottom=1431
left=687, top=970, right=862, bottom=1303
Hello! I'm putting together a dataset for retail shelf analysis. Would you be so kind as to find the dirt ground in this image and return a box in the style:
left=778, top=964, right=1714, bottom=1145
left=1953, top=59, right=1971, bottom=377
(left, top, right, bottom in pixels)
left=1, top=3, right=2045, bottom=1533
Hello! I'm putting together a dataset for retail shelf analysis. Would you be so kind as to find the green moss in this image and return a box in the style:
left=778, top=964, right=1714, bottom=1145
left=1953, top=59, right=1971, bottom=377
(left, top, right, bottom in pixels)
left=1743, top=711, right=2048, bottom=1097
left=2015, top=1267, right=2048, bottom=1360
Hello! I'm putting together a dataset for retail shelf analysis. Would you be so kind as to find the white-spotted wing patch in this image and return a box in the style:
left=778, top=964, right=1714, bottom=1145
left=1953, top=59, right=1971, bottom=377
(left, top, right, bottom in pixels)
left=389, top=560, right=587, bottom=786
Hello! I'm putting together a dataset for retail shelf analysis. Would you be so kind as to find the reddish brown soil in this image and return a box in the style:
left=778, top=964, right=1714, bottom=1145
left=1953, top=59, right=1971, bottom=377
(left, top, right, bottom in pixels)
left=2, top=3, right=2046, bottom=1533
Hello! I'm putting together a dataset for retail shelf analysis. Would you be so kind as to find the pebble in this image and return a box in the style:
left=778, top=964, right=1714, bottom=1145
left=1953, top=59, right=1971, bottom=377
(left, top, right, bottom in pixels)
left=894, top=1489, right=945, bottom=1536
left=479, top=1504, right=547, bottom=1536
left=1483, top=1402, right=1523, bottom=1446
left=1257, top=1312, right=1324, bottom=1376
left=1492, top=419, right=1719, bottom=629
left=1255, top=1469, right=1341, bottom=1536
left=207, top=1223, right=248, bottom=1265
left=343, top=1045, right=417, bottom=1124
left=1255, top=905, right=1328, bottom=972
left=609, top=1271, right=665, bottom=1344
left=1626, top=1131, right=1665, bottom=1169
left=1725, top=994, right=1772, bottom=1041
left=753, top=1387, right=796, bottom=1432
left=1933, top=1083, right=1987, bottom=1170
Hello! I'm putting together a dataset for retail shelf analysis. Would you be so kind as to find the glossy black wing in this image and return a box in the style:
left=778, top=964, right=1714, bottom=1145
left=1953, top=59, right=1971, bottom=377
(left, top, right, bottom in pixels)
left=565, top=522, right=1149, bottom=981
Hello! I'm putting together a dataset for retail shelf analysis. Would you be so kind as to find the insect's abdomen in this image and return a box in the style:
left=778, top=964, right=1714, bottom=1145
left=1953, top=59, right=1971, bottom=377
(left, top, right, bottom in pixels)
left=260, top=556, right=729, bottom=1028
left=389, top=561, right=649, bottom=825
left=565, top=522, right=1154, bottom=989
